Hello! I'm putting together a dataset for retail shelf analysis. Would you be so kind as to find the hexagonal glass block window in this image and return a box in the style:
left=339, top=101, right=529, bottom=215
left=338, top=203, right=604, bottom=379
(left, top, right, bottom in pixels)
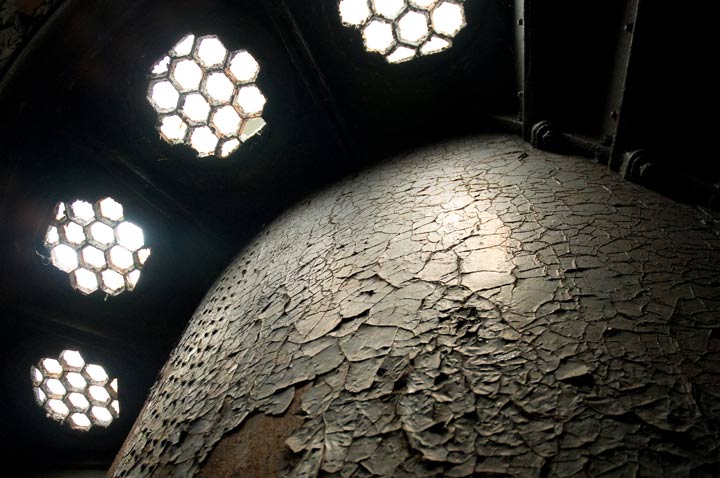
left=148, top=34, right=267, bottom=158
left=338, top=0, right=467, bottom=63
left=30, top=350, right=119, bottom=431
left=44, top=198, right=151, bottom=296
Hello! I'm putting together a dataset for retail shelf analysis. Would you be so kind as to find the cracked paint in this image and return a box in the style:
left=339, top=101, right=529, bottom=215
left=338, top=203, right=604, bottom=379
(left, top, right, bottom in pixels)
left=112, top=135, right=720, bottom=477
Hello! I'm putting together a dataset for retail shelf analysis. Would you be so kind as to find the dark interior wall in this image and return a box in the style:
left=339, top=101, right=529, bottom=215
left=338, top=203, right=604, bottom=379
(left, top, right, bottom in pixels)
left=0, top=0, right=64, bottom=74
left=26, top=471, right=106, bottom=478
left=0, top=307, right=165, bottom=469
left=516, top=0, right=718, bottom=204
left=112, top=135, right=720, bottom=477
left=616, top=1, right=714, bottom=177
left=531, top=0, right=625, bottom=136
left=279, top=0, right=519, bottom=157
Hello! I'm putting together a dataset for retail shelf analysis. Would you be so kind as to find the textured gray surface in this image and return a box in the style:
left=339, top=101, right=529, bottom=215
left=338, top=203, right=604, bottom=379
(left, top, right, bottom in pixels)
left=113, top=135, right=720, bottom=477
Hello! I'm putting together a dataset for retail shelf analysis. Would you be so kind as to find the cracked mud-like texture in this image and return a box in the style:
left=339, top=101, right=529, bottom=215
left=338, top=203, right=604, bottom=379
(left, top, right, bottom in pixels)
left=113, top=135, right=720, bottom=477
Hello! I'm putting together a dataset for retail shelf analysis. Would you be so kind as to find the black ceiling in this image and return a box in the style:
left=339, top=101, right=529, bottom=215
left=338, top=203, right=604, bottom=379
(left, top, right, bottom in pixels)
left=0, top=0, right=713, bottom=473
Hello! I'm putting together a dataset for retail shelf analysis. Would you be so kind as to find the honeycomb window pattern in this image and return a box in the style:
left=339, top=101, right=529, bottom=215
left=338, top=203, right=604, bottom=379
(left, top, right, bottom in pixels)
left=44, top=198, right=151, bottom=296
left=148, top=34, right=267, bottom=158
left=31, top=350, right=119, bottom=431
left=338, top=0, right=467, bottom=63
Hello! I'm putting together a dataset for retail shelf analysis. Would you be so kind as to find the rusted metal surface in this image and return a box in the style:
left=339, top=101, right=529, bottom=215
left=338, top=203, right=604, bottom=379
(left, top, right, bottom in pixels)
left=198, top=385, right=307, bottom=478
left=113, top=135, right=720, bottom=477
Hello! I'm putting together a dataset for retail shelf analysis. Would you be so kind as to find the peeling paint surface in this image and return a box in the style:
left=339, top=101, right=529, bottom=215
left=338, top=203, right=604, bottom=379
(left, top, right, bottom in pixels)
left=113, top=135, right=720, bottom=477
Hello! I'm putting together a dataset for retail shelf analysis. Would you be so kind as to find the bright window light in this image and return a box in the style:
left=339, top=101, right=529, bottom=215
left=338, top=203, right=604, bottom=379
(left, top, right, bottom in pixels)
left=363, top=20, right=395, bottom=54
left=220, top=138, right=241, bottom=157
left=386, top=45, right=416, bottom=63
left=89, top=385, right=111, bottom=405
left=195, top=37, right=227, bottom=69
left=81, top=246, right=106, bottom=269
left=70, top=200, right=95, bottom=224
left=410, top=0, right=437, bottom=8
left=115, top=221, right=144, bottom=251
left=70, top=413, right=92, bottom=431
left=212, top=106, right=242, bottom=137
left=372, top=0, right=406, bottom=20
left=34, top=388, right=47, bottom=406
left=72, top=268, right=99, bottom=295
left=190, top=126, right=219, bottom=157
left=47, top=399, right=70, bottom=420
left=45, top=226, right=59, bottom=246
left=339, top=0, right=371, bottom=25
left=44, top=198, right=151, bottom=296
left=50, top=244, right=78, bottom=273
left=171, top=59, right=203, bottom=92
left=63, top=222, right=85, bottom=245
left=101, top=270, right=125, bottom=293
left=227, top=51, right=259, bottom=83
left=41, top=358, right=63, bottom=377
left=84, top=364, right=109, bottom=384
left=60, top=350, right=85, bottom=370
left=65, top=373, right=87, bottom=391
left=234, top=85, right=266, bottom=117
left=31, top=350, right=119, bottom=431
left=31, top=367, right=44, bottom=386
left=149, top=81, right=179, bottom=112
left=420, top=35, right=450, bottom=55
left=203, top=72, right=235, bottom=104
left=109, top=246, right=134, bottom=273
left=45, top=379, right=66, bottom=399
left=54, top=203, right=66, bottom=221
left=91, top=406, right=114, bottom=427
left=159, top=115, right=188, bottom=144
left=136, top=248, right=151, bottom=265
left=89, top=223, right=115, bottom=246
left=68, top=392, right=90, bottom=411
left=172, top=35, right=194, bottom=56
left=182, top=93, right=211, bottom=124
left=397, top=11, right=430, bottom=45
left=152, top=56, right=170, bottom=75
left=98, top=197, right=123, bottom=221
left=339, top=0, right=467, bottom=63
left=149, top=34, right=267, bottom=158
left=431, top=1, right=465, bottom=36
